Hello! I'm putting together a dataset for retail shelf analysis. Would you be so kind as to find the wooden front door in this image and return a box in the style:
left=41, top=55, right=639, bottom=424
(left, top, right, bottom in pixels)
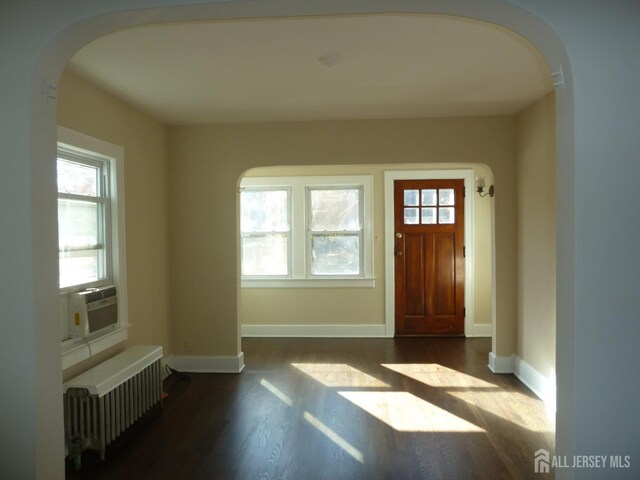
left=394, top=179, right=465, bottom=336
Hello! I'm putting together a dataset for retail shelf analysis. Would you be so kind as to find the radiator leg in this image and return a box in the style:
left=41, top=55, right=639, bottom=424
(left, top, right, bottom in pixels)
left=70, top=437, right=82, bottom=471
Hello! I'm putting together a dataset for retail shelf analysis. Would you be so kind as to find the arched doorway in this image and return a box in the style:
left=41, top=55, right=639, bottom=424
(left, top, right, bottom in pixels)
left=5, top=2, right=574, bottom=477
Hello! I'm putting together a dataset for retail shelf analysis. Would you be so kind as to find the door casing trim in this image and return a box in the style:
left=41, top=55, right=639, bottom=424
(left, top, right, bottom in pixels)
left=384, top=169, right=475, bottom=337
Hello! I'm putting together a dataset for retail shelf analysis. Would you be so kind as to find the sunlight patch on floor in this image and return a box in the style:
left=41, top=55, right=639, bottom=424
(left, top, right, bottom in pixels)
left=338, top=391, right=484, bottom=432
left=303, top=411, right=364, bottom=463
left=382, top=363, right=496, bottom=388
left=259, top=378, right=293, bottom=406
left=447, top=390, right=555, bottom=433
left=292, top=363, right=389, bottom=388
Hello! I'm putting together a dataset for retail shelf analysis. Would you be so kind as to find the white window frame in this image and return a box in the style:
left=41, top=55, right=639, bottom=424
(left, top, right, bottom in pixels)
left=241, top=175, right=374, bottom=288
left=58, top=127, right=129, bottom=370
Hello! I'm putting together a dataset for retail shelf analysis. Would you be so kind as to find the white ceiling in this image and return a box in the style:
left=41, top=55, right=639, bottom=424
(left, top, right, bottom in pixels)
left=68, top=14, right=552, bottom=125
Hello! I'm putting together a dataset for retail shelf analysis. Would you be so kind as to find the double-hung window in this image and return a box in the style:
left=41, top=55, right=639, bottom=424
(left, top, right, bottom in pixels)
left=57, top=148, right=111, bottom=289
left=240, top=175, right=373, bottom=287
left=57, top=127, right=128, bottom=369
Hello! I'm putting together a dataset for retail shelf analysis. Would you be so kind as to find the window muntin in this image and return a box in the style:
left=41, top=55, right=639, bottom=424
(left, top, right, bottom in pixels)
left=240, top=188, right=290, bottom=277
left=57, top=154, right=110, bottom=289
left=307, top=187, right=363, bottom=276
left=403, top=187, right=456, bottom=225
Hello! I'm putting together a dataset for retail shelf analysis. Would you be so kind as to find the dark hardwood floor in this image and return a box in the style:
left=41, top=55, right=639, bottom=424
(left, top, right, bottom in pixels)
left=66, top=338, right=554, bottom=479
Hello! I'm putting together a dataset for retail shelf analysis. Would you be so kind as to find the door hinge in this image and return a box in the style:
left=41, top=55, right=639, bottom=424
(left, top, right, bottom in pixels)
left=463, top=187, right=466, bottom=198
left=463, top=246, right=466, bottom=257
left=464, top=307, right=466, bottom=317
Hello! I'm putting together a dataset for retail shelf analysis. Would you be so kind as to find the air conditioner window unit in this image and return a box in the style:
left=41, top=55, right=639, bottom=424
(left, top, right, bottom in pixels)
left=68, top=285, right=118, bottom=339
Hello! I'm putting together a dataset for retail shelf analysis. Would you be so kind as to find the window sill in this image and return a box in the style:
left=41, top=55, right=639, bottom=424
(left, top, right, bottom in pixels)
left=61, top=325, right=129, bottom=370
left=241, top=278, right=375, bottom=289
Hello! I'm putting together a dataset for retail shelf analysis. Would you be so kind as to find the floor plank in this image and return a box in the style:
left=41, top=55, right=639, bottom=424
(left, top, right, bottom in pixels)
left=66, top=337, right=554, bottom=479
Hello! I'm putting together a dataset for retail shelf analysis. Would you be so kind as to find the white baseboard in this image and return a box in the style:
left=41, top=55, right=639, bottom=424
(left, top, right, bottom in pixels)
left=488, top=352, right=556, bottom=410
left=241, top=324, right=388, bottom=338
left=466, top=323, right=492, bottom=337
left=167, top=352, right=244, bottom=373
left=488, top=352, right=514, bottom=373
left=513, top=356, right=556, bottom=411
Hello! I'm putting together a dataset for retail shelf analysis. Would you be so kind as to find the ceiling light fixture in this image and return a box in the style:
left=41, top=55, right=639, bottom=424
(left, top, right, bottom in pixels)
left=318, top=52, right=341, bottom=68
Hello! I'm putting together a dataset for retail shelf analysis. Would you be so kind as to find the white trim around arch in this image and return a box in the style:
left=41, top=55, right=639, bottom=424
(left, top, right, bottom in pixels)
left=5, top=1, right=575, bottom=477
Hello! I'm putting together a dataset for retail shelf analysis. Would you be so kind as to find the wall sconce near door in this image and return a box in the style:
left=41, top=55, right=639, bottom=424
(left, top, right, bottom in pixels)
left=475, top=177, right=494, bottom=198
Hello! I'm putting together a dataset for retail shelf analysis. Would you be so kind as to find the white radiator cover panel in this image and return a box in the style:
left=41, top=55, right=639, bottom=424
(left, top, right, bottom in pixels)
left=64, top=345, right=162, bottom=396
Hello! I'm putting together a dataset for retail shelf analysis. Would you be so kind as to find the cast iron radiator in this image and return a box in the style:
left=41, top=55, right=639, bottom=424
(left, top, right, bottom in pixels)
left=63, top=345, right=163, bottom=468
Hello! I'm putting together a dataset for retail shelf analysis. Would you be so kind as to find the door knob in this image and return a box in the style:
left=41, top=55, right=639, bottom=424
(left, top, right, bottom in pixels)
left=395, top=232, right=402, bottom=238
left=395, top=250, right=403, bottom=256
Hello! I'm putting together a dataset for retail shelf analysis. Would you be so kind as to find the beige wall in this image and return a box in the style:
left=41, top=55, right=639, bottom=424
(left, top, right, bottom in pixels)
left=516, top=92, right=556, bottom=379
left=169, top=117, right=517, bottom=357
left=58, top=70, right=173, bottom=380
left=241, top=163, right=493, bottom=329
left=473, top=164, right=494, bottom=325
